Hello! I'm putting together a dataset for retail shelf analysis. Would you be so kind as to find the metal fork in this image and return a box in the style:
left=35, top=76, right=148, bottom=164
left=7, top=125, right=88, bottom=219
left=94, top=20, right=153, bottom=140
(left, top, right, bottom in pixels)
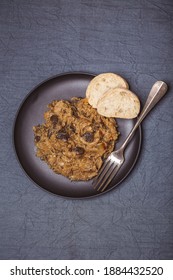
left=93, top=81, right=168, bottom=192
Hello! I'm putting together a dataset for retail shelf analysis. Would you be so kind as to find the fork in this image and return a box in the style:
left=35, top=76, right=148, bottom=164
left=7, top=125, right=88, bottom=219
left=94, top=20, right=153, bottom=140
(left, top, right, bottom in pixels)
left=93, top=81, right=168, bottom=192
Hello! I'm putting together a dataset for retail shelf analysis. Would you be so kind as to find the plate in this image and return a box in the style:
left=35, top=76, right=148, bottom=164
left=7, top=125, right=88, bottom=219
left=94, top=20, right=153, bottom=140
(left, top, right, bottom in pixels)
left=13, top=72, right=142, bottom=198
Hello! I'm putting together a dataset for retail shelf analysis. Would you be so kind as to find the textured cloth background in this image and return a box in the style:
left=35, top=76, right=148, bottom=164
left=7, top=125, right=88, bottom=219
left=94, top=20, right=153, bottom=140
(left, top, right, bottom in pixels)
left=0, top=0, right=173, bottom=259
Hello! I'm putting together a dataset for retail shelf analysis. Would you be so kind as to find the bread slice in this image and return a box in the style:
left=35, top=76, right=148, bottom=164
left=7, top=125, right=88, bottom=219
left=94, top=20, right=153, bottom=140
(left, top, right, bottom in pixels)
left=86, top=73, right=129, bottom=108
left=97, top=88, right=140, bottom=119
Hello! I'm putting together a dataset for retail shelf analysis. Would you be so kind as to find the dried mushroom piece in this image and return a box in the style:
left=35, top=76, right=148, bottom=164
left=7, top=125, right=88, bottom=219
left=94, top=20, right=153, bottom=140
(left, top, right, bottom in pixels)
left=50, top=115, right=59, bottom=124
left=34, top=135, right=41, bottom=142
left=82, top=132, right=94, bottom=143
left=73, top=146, right=85, bottom=155
left=56, top=128, right=70, bottom=141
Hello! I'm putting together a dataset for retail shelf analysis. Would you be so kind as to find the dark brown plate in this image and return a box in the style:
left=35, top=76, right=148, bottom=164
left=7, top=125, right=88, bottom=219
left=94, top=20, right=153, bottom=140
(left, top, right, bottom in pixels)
left=13, top=72, right=142, bottom=198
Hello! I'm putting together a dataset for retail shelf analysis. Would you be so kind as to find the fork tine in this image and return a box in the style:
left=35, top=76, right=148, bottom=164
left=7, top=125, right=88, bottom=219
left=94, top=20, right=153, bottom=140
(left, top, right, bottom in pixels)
left=100, top=164, right=122, bottom=192
left=92, top=156, right=111, bottom=188
left=93, top=159, right=117, bottom=191
left=96, top=162, right=117, bottom=191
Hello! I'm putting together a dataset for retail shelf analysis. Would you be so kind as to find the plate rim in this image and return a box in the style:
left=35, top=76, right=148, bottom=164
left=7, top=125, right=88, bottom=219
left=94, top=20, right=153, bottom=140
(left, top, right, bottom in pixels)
left=13, top=71, right=142, bottom=199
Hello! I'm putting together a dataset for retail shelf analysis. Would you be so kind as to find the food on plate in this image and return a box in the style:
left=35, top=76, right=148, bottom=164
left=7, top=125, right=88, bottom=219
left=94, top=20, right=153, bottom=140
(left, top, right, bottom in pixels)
left=97, top=88, right=140, bottom=118
left=33, top=97, right=119, bottom=181
left=86, top=72, right=129, bottom=108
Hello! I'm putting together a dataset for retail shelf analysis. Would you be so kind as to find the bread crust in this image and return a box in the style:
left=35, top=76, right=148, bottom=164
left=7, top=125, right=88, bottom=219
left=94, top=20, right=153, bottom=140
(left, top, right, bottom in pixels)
left=97, top=88, right=140, bottom=119
left=86, top=73, right=129, bottom=108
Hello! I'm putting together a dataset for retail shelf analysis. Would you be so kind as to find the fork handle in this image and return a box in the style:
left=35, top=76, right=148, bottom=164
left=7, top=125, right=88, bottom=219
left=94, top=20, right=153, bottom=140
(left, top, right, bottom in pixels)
left=121, top=81, right=168, bottom=150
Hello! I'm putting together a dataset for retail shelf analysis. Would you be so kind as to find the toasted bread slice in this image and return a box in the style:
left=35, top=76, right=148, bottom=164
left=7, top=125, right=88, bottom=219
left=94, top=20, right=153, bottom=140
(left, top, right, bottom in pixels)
left=86, top=73, right=129, bottom=108
left=97, top=88, right=140, bottom=119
